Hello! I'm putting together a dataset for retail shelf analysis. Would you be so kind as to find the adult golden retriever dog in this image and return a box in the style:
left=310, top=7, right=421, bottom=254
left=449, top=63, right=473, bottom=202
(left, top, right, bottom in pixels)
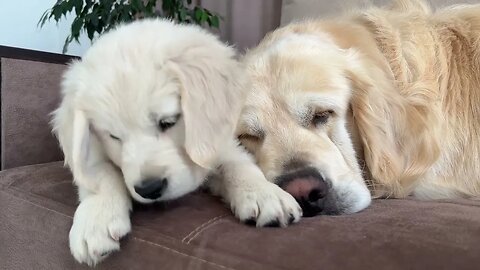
left=53, top=19, right=303, bottom=266
left=238, top=0, right=480, bottom=217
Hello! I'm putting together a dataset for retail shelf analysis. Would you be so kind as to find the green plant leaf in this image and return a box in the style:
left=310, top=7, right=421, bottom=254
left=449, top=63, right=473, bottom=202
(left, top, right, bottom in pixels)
left=179, top=8, right=187, bottom=22
left=131, top=0, right=144, bottom=12
left=210, top=15, right=220, bottom=28
left=106, top=8, right=118, bottom=26
left=74, top=0, right=83, bottom=15
left=40, top=0, right=221, bottom=55
left=62, top=35, right=74, bottom=54
left=194, top=7, right=202, bottom=22
left=59, top=1, right=71, bottom=19
left=120, top=7, right=132, bottom=22
left=95, top=17, right=105, bottom=33
left=63, top=1, right=75, bottom=13
left=201, top=10, right=208, bottom=23
left=52, top=5, right=63, bottom=21
left=90, top=14, right=99, bottom=27
left=144, top=0, right=156, bottom=16
left=37, top=9, right=51, bottom=27
left=86, top=23, right=95, bottom=40
left=71, top=17, right=83, bottom=37
left=85, top=0, right=93, bottom=9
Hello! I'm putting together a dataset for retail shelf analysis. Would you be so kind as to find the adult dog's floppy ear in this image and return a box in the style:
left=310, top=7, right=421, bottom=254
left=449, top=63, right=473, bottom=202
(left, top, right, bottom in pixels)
left=346, top=62, right=403, bottom=197
left=346, top=50, right=439, bottom=197
left=167, top=37, right=247, bottom=169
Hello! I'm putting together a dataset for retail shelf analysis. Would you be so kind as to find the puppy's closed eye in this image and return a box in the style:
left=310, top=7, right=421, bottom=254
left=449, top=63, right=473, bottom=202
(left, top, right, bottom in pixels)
left=158, top=114, right=181, bottom=132
left=109, top=134, right=121, bottom=141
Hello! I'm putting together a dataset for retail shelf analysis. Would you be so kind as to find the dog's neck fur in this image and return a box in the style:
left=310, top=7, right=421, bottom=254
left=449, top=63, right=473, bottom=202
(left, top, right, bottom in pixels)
left=328, top=5, right=480, bottom=198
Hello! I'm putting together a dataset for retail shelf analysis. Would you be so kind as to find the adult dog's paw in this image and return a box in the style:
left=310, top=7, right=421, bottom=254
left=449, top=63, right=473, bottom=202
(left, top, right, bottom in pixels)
left=69, top=195, right=131, bottom=266
left=230, top=183, right=302, bottom=227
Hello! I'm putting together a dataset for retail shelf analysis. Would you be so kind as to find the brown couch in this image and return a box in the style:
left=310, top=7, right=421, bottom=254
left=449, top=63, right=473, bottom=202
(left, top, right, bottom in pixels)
left=1, top=46, right=479, bottom=270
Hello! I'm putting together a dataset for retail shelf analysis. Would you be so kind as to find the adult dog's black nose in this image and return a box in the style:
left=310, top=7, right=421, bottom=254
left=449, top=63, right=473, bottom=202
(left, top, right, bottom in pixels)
left=134, top=178, right=168, bottom=200
left=277, top=167, right=330, bottom=217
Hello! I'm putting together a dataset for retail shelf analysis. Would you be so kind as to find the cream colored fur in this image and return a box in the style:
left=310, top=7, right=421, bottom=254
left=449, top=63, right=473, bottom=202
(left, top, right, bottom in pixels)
left=52, top=19, right=302, bottom=266
left=241, top=0, right=480, bottom=200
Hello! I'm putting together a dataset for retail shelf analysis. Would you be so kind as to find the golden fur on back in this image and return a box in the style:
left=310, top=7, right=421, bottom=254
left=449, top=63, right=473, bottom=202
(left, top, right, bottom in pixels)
left=243, top=0, right=480, bottom=199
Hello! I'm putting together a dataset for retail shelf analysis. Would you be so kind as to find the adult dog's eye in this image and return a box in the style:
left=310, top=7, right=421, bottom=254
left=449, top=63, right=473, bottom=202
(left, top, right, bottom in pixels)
left=158, top=114, right=180, bottom=132
left=237, top=133, right=261, bottom=142
left=312, top=110, right=334, bottom=126
left=237, top=133, right=263, bottom=153
left=109, top=134, right=121, bottom=141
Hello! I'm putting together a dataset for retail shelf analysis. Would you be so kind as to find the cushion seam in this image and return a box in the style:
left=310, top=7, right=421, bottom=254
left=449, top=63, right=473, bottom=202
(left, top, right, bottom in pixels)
left=3, top=186, right=239, bottom=249
left=132, top=237, right=237, bottom=270
left=0, top=161, right=65, bottom=179
left=4, top=185, right=184, bottom=242
left=182, top=214, right=228, bottom=243
left=1, top=189, right=238, bottom=270
left=186, top=219, right=229, bottom=245
left=0, top=161, right=65, bottom=188
left=6, top=185, right=77, bottom=210
left=0, top=189, right=73, bottom=219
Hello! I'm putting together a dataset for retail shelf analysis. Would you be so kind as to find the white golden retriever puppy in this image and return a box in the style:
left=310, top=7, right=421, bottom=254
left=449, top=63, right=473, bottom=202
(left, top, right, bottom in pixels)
left=53, top=19, right=302, bottom=266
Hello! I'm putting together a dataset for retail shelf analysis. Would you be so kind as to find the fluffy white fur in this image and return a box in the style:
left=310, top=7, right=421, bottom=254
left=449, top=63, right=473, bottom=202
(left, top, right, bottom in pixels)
left=52, top=19, right=301, bottom=266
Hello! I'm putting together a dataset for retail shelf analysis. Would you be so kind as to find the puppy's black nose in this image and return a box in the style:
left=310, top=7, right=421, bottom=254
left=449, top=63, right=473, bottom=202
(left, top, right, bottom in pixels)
left=134, top=178, right=168, bottom=200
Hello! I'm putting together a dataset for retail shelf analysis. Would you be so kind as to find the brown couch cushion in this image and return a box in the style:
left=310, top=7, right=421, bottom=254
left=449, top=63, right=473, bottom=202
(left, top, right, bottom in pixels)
left=0, top=58, right=65, bottom=170
left=1, top=162, right=479, bottom=270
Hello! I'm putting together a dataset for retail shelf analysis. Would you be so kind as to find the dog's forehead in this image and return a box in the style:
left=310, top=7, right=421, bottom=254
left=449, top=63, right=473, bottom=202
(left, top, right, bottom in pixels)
left=79, top=66, right=181, bottom=130
left=242, top=82, right=303, bottom=131
left=246, top=53, right=350, bottom=115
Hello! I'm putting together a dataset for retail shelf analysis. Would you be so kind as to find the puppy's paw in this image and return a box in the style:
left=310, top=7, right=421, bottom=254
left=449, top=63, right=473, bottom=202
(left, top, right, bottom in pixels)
left=230, top=183, right=302, bottom=227
left=69, top=195, right=131, bottom=266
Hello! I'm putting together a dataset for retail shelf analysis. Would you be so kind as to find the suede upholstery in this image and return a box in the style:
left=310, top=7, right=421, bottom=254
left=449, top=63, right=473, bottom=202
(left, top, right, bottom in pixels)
left=1, top=57, right=64, bottom=170
left=1, top=47, right=479, bottom=270
left=1, top=162, right=480, bottom=270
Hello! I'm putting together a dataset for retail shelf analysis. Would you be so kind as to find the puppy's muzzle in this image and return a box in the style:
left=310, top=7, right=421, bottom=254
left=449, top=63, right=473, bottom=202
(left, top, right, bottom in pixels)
left=277, top=167, right=330, bottom=217
left=134, top=178, right=168, bottom=200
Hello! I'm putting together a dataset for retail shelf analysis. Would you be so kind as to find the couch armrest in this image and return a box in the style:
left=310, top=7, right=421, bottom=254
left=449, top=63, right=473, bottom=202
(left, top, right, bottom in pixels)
left=0, top=46, right=78, bottom=170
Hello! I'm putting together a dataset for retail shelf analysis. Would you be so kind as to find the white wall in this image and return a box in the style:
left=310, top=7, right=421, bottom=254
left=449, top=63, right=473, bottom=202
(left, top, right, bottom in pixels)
left=0, top=0, right=90, bottom=56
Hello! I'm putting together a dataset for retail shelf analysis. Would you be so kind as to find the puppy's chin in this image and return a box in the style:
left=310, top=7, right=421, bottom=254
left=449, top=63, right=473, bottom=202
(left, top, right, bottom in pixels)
left=127, top=165, right=209, bottom=204
left=129, top=193, right=157, bottom=204
left=127, top=184, right=200, bottom=204
left=158, top=165, right=210, bottom=201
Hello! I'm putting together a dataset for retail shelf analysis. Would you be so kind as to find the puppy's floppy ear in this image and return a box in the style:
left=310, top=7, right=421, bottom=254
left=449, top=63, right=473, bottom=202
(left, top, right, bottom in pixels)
left=52, top=65, right=103, bottom=192
left=52, top=107, right=97, bottom=192
left=167, top=39, right=247, bottom=169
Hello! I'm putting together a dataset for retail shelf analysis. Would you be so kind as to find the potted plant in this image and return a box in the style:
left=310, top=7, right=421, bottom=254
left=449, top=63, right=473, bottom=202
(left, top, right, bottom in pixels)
left=39, top=0, right=220, bottom=53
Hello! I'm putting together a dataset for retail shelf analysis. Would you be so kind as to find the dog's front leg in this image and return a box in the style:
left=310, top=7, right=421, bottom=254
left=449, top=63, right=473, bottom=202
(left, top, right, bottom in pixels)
left=209, top=144, right=302, bottom=227
left=69, top=163, right=132, bottom=266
